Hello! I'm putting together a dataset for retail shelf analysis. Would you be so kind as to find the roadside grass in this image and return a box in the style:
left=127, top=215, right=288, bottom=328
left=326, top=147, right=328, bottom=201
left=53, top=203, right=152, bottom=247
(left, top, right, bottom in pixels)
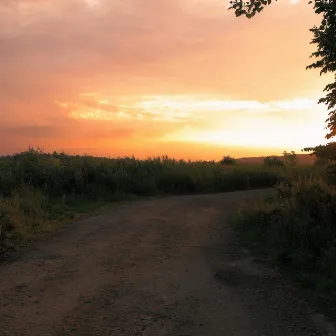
left=230, top=175, right=336, bottom=319
left=0, top=147, right=312, bottom=257
left=0, top=189, right=144, bottom=258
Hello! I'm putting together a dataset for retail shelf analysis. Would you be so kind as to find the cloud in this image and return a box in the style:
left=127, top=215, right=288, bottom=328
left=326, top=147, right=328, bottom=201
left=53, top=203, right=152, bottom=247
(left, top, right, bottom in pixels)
left=0, top=0, right=331, bottom=158
left=55, top=93, right=327, bottom=124
left=0, top=125, right=61, bottom=138
left=1, top=0, right=322, bottom=90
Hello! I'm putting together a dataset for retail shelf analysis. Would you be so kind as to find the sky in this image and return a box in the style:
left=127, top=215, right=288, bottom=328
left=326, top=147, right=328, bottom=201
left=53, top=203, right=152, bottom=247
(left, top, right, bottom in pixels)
left=0, top=0, right=332, bottom=160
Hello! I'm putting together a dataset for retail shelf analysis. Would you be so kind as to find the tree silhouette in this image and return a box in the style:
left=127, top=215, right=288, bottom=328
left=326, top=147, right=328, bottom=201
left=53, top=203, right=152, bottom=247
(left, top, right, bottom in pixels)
left=228, top=0, right=336, bottom=140
left=220, top=155, right=237, bottom=165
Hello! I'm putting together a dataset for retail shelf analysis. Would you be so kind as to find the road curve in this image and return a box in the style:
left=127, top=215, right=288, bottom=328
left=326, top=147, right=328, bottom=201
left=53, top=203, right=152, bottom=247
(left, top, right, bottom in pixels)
left=0, top=190, right=325, bottom=335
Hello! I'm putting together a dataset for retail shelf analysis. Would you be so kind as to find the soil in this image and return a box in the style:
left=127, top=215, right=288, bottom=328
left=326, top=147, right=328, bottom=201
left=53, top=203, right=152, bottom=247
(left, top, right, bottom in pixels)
left=0, top=190, right=333, bottom=336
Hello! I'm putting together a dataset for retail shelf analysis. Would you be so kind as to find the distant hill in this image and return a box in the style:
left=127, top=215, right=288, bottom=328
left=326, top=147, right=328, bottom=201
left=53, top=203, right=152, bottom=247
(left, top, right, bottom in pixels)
left=236, top=153, right=316, bottom=165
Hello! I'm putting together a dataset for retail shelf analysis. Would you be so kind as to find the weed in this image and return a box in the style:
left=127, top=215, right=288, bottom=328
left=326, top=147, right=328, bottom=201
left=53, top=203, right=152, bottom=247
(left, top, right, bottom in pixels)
left=231, top=176, right=336, bottom=318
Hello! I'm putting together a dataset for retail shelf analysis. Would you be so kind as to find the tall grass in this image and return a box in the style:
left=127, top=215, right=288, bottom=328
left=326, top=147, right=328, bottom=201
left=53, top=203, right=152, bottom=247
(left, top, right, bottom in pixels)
left=0, top=147, right=285, bottom=199
left=231, top=173, right=336, bottom=318
left=0, top=146, right=295, bottom=256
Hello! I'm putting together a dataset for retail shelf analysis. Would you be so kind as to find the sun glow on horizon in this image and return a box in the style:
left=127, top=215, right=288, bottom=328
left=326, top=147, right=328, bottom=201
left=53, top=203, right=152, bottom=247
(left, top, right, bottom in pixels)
left=53, top=94, right=328, bottom=151
left=162, top=126, right=327, bottom=150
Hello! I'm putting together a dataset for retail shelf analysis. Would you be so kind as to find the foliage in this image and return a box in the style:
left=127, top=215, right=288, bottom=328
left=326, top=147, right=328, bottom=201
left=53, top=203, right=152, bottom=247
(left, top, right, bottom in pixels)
left=228, top=0, right=336, bottom=142
left=227, top=0, right=336, bottom=318
left=220, top=155, right=237, bottom=165
left=0, top=147, right=283, bottom=198
left=231, top=176, right=336, bottom=318
left=303, top=142, right=336, bottom=161
left=0, top=147, right=286, bottom=256
left=303, top=144, right=336, bottom=181
left=314, top=156, right=331, bottom=167
left=264, top=155, right=284, bottom=167
left=283, top=150, right=297, bottom=167
left=307, top=0, right=336, bottom=140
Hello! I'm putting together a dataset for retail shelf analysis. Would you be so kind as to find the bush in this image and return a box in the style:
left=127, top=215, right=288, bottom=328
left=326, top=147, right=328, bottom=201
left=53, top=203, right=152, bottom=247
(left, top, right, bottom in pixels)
left=0, top=147, right=287, bottom=256
left=220, top=155, right=236, bottom=166
left=0, top=186, right=51, bottom=255
left=283, top=150, right=297, bottom=167
left=232, top=176, right=336, bottom=317
left=326, top=163, right=336, bottom=185
left=0, top=147, right=283, bottom=200
left=264, top=156, right=285, bottom=168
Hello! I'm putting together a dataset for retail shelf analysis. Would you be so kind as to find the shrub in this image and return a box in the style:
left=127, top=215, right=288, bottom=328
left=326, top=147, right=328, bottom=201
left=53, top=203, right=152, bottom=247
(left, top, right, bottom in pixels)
left=0, top=146, right=286, bottom=256
left=283, top=150, right=297, bottom=167
left=264, top=156, right=284, bottom=168
left=0, top=147, right=282, bottom=200
left=232, top=176, right=336, bottom=317
left=220, top=155, right=236, bottom=166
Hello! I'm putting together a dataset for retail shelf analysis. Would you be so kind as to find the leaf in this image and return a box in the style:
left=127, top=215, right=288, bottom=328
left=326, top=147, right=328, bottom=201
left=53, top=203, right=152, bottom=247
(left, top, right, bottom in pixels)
left=228, top=0, right=336, bottom=141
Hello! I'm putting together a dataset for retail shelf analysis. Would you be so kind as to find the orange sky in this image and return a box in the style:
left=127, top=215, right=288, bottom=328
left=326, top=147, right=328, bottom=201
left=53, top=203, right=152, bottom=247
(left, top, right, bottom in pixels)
left=0, top=0, right=332, bottom=160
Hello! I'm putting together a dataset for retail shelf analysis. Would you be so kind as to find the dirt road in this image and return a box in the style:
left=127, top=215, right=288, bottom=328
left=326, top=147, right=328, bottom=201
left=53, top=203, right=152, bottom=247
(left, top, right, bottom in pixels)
left=0, top=190, right=330, bottom=335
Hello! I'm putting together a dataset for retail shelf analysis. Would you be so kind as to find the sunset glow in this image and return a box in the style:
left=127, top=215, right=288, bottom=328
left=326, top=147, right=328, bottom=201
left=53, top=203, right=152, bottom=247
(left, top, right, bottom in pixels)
left=0, top=0, right=331, bottom=159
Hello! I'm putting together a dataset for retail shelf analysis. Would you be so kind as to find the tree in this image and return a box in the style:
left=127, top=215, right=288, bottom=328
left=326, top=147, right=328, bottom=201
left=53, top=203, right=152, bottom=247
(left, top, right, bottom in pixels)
left=303, top=141, right=336, bottom=161
left=220, top=155, right=237, bottom=165
left=264, top=155, right=285, bottom=167
left=228, top=0, right=336, bottom=140
left=283, top=150, right=297, bottom=166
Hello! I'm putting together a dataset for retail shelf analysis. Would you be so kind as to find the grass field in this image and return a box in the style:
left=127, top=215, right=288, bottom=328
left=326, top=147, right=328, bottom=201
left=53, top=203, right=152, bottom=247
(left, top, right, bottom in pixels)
left=0, top=146, right=296, bottom=257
